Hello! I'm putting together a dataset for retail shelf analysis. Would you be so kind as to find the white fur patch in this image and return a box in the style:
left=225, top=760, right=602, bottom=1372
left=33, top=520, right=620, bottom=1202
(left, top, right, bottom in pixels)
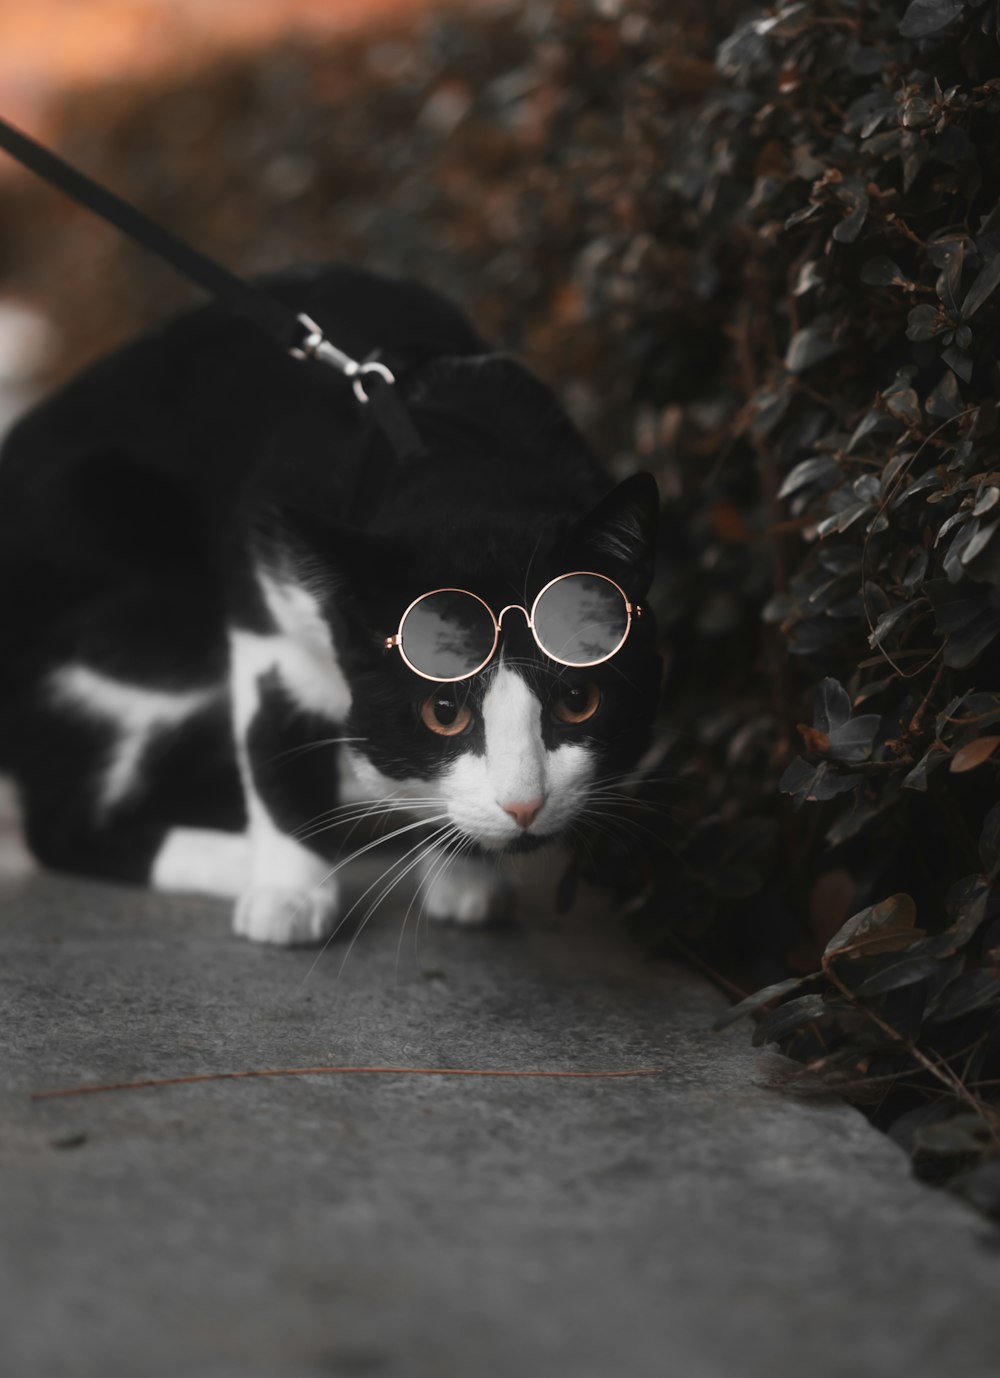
left=48, top=664, right=219, bottom=812
left=441, top=667, right=593, bottom=849
left=152, top=827, right=250, bottom=898
left=228, top=574, right=351, bottom=945
left=232, top=569, right=351, bottom=727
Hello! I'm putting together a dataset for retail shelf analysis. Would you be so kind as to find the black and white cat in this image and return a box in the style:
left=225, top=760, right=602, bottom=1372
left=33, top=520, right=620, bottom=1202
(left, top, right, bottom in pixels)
left=0, top=265, right=660, bottom=944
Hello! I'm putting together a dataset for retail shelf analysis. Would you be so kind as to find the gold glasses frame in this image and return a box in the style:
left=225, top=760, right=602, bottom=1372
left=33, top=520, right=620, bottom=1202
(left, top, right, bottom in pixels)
left=384, top=570, right=640, bottom=683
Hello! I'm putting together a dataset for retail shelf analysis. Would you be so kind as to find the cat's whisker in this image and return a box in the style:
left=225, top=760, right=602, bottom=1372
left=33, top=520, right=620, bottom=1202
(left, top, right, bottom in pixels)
left=294, top=792, right=444, bottom=829
left=298, top=821, right=457, bottom=987
left=586, top=781, right=674, bottom=805
left=565, top=818, right=600, bottom=872
left=326, top=787, right=442, bottom=857
left=395, top=834, right=450, bottom=974
left=574, top=806, right=671, bottom=855
left=395, top=825, right=463, bottom=976
left=584, top=789, right=681, bottom=822
left=300, top=813, right=452, bottom=883
left=294, top=800, right=440, bottom=838
left=413, top=829, right=479, bottom=959
left=423, top=827, right=476, bottom=930
left=293, top=797, right=444, bottom=844
left=578, top=793, right=666, bottom=821
left=570, top=817, right=639, bottom=860
left=335, top=824, right=460, bottom=982
left=318, top=787, right=418, bottom=851
left=293, top=802, right=420, bottom=839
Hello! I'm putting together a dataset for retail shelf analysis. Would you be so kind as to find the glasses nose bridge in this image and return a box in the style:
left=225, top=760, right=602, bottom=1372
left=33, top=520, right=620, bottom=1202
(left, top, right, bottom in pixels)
left=495, top=602, right=531, bottom=632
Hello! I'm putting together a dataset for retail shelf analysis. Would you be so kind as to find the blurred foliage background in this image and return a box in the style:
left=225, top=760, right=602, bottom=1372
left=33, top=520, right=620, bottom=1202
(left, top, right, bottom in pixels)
left=1, top=0, right=1000, bottom=1209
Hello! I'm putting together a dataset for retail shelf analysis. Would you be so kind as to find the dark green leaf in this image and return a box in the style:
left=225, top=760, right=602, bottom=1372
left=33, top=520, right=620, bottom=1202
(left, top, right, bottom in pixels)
left=973, top=486, right=1000, bottom=516
left=941, top=344, right=973, bottom=381
left=827, top=714, right=882, bottom=762
left=860, top=256, right=906, bottom=286
left=816, top=501, right=872, bottom=537
left=777, top=456, right=839, bottom=499
left=825, top=893, right=918, bottom=956
left=927, top=968, right=1000, bottom=1021
left=855, top=951, right=940, bottom=995
left=713, top=976, right=813, bottom=1031
left=960, top=519, right=998, bottom=565
left=937, top=239, right=965, bottom=314
left=935, top=881, right=994, bottom=954
left=899, top=0, right=965, bottom=38
left=962, top=254, right=1000, bottom=317
left=902, top=744, right=949, bottom=791
left=943, top=609, right=1000, bottom=668
left=925, top=369, right=963, bottom=418
left=884, top=385, right=922, bottom=427
left=848, top=408, right=896, bottom=452
left=815, top=678, right=852, bottom=733
left=785, top=318, right=842, bottom=373
left=753, top=994, right=830, bottom=1046
left=833, top=198, right=868, bottom=244
left=905, top=303, right=944, bottom=341
left=809, top=763, right=862, bottom=802
left=778, top=755, right=817, bottom=800
left=867, top=605, right=911, bottom=647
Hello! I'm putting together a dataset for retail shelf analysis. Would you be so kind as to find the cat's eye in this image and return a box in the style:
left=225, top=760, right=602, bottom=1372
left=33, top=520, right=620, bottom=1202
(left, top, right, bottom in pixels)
left=552, top=682, right=601, bottom=725
left=420, top=692, right=474, bottom=737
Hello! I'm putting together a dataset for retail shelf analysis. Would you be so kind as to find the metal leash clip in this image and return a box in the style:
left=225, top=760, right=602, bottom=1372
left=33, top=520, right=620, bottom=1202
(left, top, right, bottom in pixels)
left=290, top=312, right=395, bottom=404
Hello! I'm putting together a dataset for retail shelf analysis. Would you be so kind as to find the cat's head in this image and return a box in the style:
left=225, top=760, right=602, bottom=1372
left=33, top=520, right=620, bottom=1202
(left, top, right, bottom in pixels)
left=260, top=466, right=661, bottom=856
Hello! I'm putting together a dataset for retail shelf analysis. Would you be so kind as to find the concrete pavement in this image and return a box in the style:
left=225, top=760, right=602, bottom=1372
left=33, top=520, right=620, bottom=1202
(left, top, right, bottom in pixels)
left=2, top=820, right=1000, bottom=1378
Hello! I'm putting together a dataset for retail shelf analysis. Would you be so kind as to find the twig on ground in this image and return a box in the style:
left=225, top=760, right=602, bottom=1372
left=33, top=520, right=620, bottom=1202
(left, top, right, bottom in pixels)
left=32, top=1064, right=664, bottom=1100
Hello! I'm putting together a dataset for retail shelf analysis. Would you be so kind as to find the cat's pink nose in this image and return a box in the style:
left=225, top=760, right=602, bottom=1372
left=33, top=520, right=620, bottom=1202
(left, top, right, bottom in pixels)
left=501, top=797, right=545, bottom=830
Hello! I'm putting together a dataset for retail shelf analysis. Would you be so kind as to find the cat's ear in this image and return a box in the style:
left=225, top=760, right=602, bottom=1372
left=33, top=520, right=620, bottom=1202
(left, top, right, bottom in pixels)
left=563, top=472, right=659, bottom=596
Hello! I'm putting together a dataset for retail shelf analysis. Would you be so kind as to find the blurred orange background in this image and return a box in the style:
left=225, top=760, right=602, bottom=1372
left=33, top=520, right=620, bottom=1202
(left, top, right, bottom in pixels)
left=0, top=0, right=434, bottom=139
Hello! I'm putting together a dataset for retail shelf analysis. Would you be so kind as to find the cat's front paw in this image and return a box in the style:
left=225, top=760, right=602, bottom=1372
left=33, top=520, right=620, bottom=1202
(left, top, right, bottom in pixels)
left=233, top=885, right=341, bottom=947
left=422, top=858, right=512, bottom=926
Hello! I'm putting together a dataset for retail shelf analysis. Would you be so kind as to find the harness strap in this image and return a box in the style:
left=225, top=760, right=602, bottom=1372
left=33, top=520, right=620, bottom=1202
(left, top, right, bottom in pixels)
left=0, top=115, right=427, bottom=461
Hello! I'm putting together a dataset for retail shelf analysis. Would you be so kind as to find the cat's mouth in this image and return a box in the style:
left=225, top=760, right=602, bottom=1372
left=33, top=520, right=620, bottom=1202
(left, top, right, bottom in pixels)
left=501, top=831, right=550, bottom=856
left=463, top=829, right=552, bottom=858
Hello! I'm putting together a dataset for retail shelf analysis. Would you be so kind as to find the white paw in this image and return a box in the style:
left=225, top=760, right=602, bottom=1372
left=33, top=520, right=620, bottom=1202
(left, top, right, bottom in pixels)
left=233, top=884, right=341, bottom=947
left=422, top=858, right=511, bottom=926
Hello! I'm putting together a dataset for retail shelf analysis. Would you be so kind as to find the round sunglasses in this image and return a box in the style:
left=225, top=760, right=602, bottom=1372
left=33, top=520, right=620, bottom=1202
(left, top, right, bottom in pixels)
left=384, top=571, right=640, bottom=683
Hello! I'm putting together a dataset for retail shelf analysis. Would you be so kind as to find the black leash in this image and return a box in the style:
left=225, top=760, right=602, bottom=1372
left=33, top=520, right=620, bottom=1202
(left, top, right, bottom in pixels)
left=0, top=115, right=426, bottom=461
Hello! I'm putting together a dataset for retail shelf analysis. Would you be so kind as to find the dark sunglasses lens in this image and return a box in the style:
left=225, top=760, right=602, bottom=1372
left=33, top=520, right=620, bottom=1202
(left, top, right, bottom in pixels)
left=399, top=591, right=496, bottom=679
left=533, top=574, right=629, bottom=665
